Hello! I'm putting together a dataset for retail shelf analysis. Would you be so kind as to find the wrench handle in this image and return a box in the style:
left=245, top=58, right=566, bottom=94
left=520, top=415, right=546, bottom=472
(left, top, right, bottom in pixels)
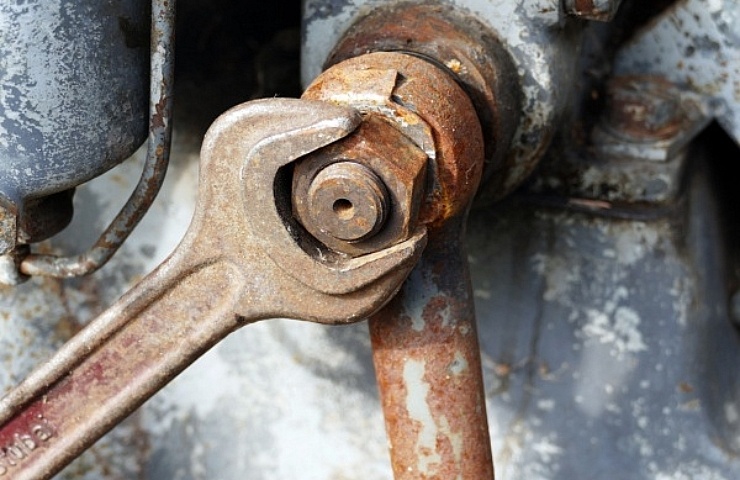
left=0, top=259, right=244, bottom=480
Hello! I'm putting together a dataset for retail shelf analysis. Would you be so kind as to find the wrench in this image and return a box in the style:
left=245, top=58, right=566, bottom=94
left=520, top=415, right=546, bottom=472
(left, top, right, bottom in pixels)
left=0, top=98, right=427, bottom=480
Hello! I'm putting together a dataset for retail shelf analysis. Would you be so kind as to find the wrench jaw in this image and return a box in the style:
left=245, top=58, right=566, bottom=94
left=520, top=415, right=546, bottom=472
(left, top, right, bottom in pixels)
left=194, top=97, right=429, bottom=323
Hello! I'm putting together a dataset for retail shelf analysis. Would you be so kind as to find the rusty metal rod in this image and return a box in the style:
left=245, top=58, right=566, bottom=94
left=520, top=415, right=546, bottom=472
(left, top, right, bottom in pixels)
left=369, top=215, right=494, bottom=479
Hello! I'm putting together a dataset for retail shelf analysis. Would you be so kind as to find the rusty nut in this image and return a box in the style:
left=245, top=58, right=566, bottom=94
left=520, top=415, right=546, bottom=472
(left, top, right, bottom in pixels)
left=292, top=114, right=428, bottom=257
left=302, top=51, right=485, bottom=228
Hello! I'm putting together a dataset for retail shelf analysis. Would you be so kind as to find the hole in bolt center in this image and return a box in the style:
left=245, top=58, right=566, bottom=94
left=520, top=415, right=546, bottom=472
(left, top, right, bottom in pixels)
left=333, top=198, right=354, bottom=220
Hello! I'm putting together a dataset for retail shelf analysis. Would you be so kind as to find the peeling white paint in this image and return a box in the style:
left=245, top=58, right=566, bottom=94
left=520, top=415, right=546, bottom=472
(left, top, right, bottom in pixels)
left=537, top=399, right=555, bottom=412
left=581, top=306, right=647, bottom=355
left=614, top=224, right=659, bottom=267
left=531, top=253, right=580, bottom=302
left=403, top=359, right=441, bottom=475
left=532, top=435, right=562, bottom=463
left=651, top=461, right=731, bottom=480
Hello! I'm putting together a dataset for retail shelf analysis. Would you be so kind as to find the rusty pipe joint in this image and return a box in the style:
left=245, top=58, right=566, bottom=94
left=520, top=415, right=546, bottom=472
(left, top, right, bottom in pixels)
left=324, top=4, right=523, bottom=202
left=293, top=51, right=485, bottom=257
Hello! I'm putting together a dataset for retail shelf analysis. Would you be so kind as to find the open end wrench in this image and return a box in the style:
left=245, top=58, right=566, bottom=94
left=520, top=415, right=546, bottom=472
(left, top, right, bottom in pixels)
left=0, top=98, right=427, bottom=480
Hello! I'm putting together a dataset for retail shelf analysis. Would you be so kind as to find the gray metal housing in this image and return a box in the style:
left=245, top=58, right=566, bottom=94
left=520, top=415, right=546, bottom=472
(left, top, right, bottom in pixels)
left=0, top=0, right=149, bottom=204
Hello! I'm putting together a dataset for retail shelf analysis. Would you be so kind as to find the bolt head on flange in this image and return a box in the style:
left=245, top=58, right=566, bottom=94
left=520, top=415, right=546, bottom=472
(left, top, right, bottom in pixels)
left=604, top=76, right=684, bottom=141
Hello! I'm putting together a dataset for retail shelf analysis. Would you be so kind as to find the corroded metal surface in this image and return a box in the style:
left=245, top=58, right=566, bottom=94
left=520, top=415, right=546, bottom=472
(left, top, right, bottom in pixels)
left=0, top=99, right=427, bottom=479
left=614, top=0, right=740, bottom=146
left=303, top=0, right=584, bottom=202
left=370, top=219, right=493, bottom=479
left=304, top=50, right=494, bottom=478
left=564, top=0, right=623, bottom=21
left=602, top=76, right=687, bottom=142
left=303, top=52, right=484, bottom=227
left=0, top=0, right=149, bottom=203
left=19, top=0, right=177, bottom=279
left=324, top=4, right=521, bottom=197
left=466, top=155, right=740, bottom=478
left=591, top=76, right=712, bottom=162
left=293, top=115, right=428, bottom=256
left=302, top=161, right=390, bottom=242
left=529, top=75, right=712, bottom=208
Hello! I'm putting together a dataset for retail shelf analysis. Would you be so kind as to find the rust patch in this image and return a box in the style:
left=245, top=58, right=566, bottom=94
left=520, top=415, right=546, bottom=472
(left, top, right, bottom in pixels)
left=605, top=76, right=687, bottom=141
left=370, top=221, right=493, bottom=479
left=326, top=4, right=522, bottom=200
left=574, top=0, right=596, bottom=14
left=303, top=51, right=485, bottom=228
left=293, top=114, right=428, bottom=257
left=567, top=0, right=622, bottom=21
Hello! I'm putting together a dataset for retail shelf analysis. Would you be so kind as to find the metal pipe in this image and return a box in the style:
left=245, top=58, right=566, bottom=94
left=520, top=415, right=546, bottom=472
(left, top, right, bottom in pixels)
left=369, top=215, right=494, bottom=479
left=20, top=0, right=176, bottom=278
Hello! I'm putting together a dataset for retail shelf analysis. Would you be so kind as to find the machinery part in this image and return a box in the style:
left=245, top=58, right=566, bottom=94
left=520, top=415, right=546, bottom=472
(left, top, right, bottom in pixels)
left=529, top=75, right=712, bottom=209
left=293, top=114, right=428, bottom=256
left=0, top=0, right=151, bottom=276
left=17, top=0, right=177, bottom=279
left=602, top=76, right=688, bottom=142
left=300, top=50, right=493, bottom=477
left=304, top=161, right=390, bottom=242
left=0, top=99, right=427, bottom=480
left=465, top=145, right=740, bottom=478
left=614, top=0, right=740, bottom=147
left=324, top=4, right=521, bottom=197
left=592, top=76, right=711, bottom=162
left=303, top=0, right=584, bottom=202
left=370, top=216, right=493, bottom=479
left=0, top=0, right=149, bottom=206
left=15, top=192, right=75, bottom=246
left=302, top=52, right=483, bottom=227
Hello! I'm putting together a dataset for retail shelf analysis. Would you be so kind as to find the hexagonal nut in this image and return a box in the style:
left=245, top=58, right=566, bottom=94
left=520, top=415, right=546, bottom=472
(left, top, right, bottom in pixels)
left=303, top=51, right=485, bottom=226
left=292, top=113, right=428, bottom=257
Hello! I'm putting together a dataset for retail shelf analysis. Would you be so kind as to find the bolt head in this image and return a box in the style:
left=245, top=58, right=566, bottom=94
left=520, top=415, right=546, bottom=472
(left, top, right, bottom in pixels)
left=564, top=0, right=622, bottom=22
left=306, top=162, right=389, bottom=242
left=605, top=77, right=683, bottom=141
left=293, top=114, right=428, bottom=257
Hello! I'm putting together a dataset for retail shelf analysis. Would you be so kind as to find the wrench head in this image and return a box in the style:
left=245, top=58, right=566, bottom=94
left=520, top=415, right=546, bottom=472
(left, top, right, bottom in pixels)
left=193, top=98, right=427, bottom=324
